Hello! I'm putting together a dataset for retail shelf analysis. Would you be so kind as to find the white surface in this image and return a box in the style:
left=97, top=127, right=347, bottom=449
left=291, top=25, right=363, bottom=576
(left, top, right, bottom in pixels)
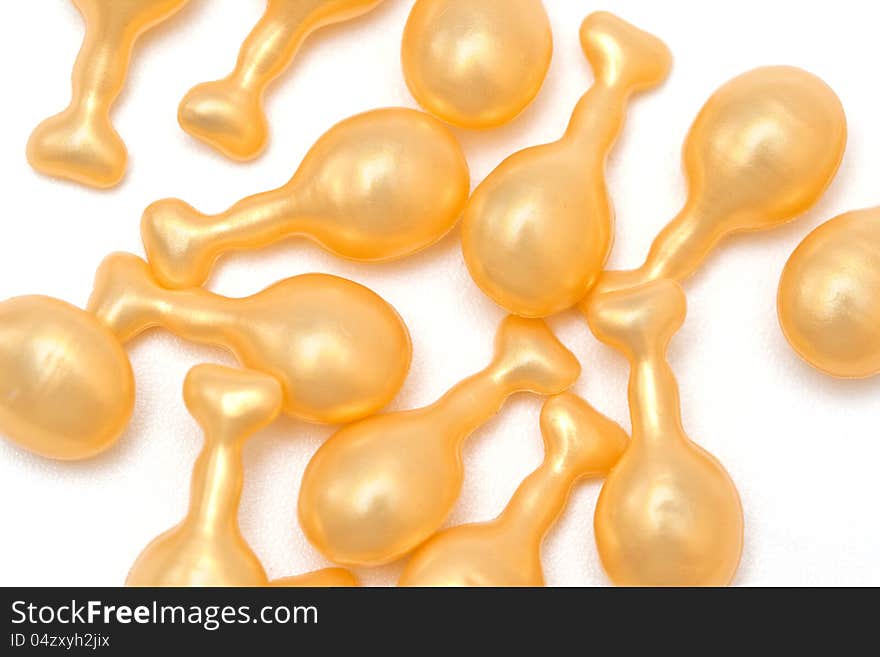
left=1, top=0, right=879, bottom=587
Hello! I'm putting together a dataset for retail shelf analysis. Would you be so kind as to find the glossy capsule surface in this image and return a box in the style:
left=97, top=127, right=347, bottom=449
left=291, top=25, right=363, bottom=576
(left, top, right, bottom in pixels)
left=299, top=316, right=581, bottom=566
left=143, top=108, right=469, bottom=289
left=461, top=12, right=671, bottom=317
left=399, top=393, right=626, bottom=586
left=0, top=254, right=411, bottom=460
left=127, top=365, right=358, bottom=587
left=401, top=0, right=552, bottom=129
left=585, top=66, right=847, bottom=302
left=587, top=280, right=743, bottom=586
left=179, top=0, right=386, bottom=160
left=27, top=0, right=190, bottom=188
left=778, top=208, right=880, bottom=378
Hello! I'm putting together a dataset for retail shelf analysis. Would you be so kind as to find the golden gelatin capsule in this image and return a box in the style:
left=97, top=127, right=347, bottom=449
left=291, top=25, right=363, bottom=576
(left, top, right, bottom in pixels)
left=398, top=393, right=626, bottom=587
left=401, top=0, right=552, bottom=129
left=0, top=297, right=134, bottom=461
left=127, top=364, right=357, bottom=586
left=142, top=108, right=470, bottom=289
left=298, top=316, right=581, bottom=566
left=87, top=253, right=412, bottom=424
left=586, top=280, right=743, bottom=587
left=584, top=66, right=847, bottom=303
left=27, top=0, right=190, bottom=188
left=460, top=12, right=671, bottom=318
left=0, top=253, right=411, bottom=460
left=778, top=208, right=880, bottom=378
left=178, top=0, right=386, bottom=160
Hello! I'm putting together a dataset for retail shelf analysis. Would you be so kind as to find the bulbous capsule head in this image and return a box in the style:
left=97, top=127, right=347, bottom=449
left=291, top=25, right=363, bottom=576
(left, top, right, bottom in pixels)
left=586, top=281, right=743, bottom=586
left=401, top=0, right=552, bottom=129
left=143, top=108, right=470, bottom=289
left=126, top=528, right=268, bottom=587
left=459, top=133, right=615, bottom=318
left=0, top=296, right=134, bottom=460
left=238, top=274, right=413, bottom=424
left=297, top=315, right=578, bottom=567
left=290, top=108, right=470, bottom=259
left=682, top=66, right=846, bottom=235
left=298, top=405, right=466, bottom=567
left=460, top=12, right=670, bottom=318
left=85, top=253, right=413, bottom=425
left=594, top=436, right=744, bottom=587
left=778, top=208, right=880, bottom=378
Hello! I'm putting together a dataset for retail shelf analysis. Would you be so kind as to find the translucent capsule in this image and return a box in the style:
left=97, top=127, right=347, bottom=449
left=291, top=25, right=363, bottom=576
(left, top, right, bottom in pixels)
left=399, top=393, right=626, bottom=586
left=587, top=280, right=743, bottom=586
left=778, top=208, right=880, bottom=378
left=586, top=66, right=847, bottom=302
left=401, top=0, right=552, bottom=129
left=461, top=12, right=671, bottom=317
left=298, top=316, right=581, bottom=566
left=0, top=254, right=411, bottom=460
left=143, top=108, right=469, bottom=289
left=178, top=0, right=386, bottom=160
left=127, top=364, right=357, bottom=587
left=27, top=0, right=190, bottom=188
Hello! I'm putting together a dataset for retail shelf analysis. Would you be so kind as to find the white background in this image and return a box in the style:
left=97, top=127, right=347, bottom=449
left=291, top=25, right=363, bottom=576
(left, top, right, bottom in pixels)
left=1, top=0, right=879, bottom=587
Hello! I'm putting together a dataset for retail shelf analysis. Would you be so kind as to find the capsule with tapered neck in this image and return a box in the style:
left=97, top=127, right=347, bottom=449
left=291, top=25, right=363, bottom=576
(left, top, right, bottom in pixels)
left=778, top=208, right=880, bottom=378
left=178, top=0, right=386, bottom=160
left=583, top=66, right=847, bottom=305
left=0, top=253, right=411, bottom=460
left=298, top=316, right=582, bottom=566
left=127, top=365, right=357, bottom=587
left=398, top=393, right=626, bottom=586
left=401, top=0, right=553, bottom=129
left=586, top=280, right=743, bottom=586
left=27, top=0, right=190, bottom=188
left=461, top=11, right=672, bottom=318
left=142, top=108, right=470, bottom=289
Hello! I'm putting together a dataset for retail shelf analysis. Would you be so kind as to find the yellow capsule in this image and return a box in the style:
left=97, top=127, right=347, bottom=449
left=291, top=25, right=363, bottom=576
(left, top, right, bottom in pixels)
left=585, top=66, right=847, bottom=302
left=399, top=393, right=626, bottom=586
left=586, top=280, right=743, bottom=587
left=461, top=12, right=672, bottom=318
left=127, top=365, right=357, bottom=586
left=0, top=253, right=411, bottom=460
left=27, top=0, right=189, bottom=188
left=86, top=254, right=411, bottom=425
left=576, top=73, right=847, bottom=589
left=178, top=0, right=386, bottom=160
left=0, top=297, right=134, bottom=461
left=298, top=316, right=581, bottom=566
left=778, top=208, right=880, bottom=378
left=401, top=0, right=552, bottom=129
left=142, top=108, right=469, bottom=289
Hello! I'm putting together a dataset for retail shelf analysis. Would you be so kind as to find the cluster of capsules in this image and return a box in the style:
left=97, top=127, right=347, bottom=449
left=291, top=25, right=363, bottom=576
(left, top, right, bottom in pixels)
left=4, top=0, right=873, bottom=587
